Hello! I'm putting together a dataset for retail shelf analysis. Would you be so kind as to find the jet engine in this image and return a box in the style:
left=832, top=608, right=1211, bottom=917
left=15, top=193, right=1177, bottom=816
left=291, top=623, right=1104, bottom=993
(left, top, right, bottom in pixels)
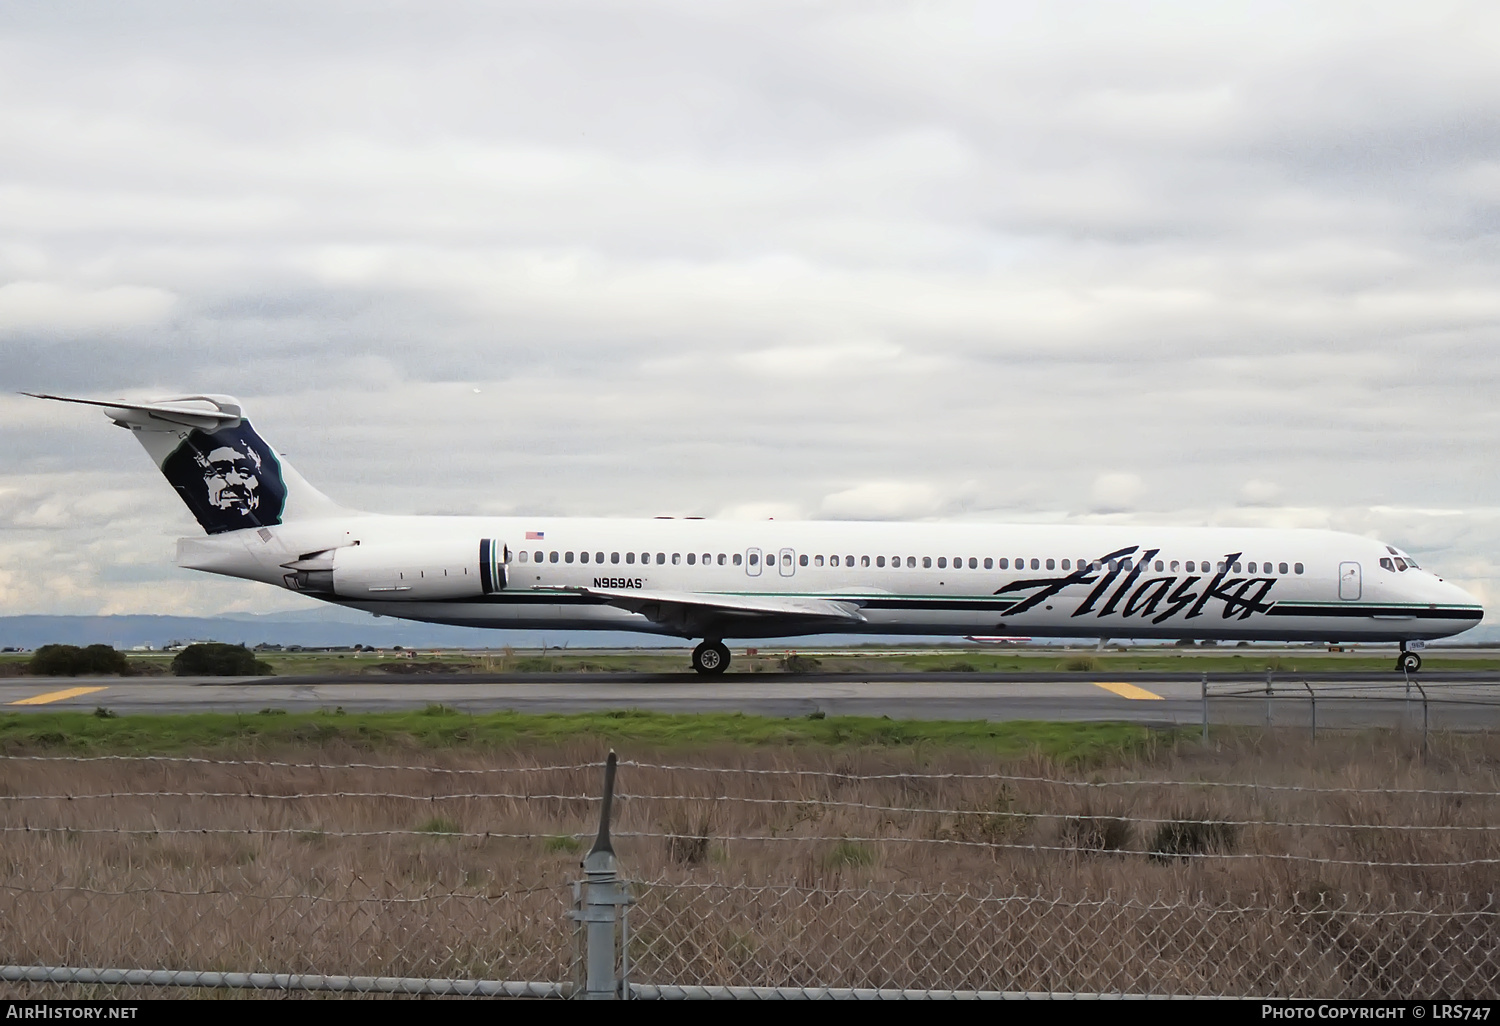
left=284, top=538, right=507, bottom=600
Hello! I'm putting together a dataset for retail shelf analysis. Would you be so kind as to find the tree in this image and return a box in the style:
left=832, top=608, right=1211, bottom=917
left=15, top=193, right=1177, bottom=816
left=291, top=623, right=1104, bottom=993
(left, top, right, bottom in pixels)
left=171, top=643, right=274, bottom=676
left=28, top=644, right=129, bottom=676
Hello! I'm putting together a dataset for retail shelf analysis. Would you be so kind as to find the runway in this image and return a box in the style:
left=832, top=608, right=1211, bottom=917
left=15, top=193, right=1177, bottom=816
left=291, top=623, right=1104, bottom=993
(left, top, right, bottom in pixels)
left=3, top=671, right=1498, bottom=729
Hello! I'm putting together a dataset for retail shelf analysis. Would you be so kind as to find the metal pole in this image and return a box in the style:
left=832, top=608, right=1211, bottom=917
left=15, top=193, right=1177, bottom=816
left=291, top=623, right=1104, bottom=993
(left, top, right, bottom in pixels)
left=1200, top=672, right=1209, bottom=745
left=572, top=751, right=631, bottom=1000
left=1412, top=680, right=1429, bottom=758
left=1265, top=671, right=1274, bottom=728
left=1301, top=679, right=1315, bottom=741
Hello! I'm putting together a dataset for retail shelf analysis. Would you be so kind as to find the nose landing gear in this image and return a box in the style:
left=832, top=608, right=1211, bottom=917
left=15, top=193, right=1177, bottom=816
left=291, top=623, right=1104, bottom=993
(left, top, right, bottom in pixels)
left=1397, top=644, right=1421, bottom=674
left=692, top=640, right=731, bottom=675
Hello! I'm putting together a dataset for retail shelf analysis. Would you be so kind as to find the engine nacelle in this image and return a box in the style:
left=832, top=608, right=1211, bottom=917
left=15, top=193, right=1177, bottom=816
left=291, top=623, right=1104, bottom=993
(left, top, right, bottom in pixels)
left=284, top=538, right=507, bottom=600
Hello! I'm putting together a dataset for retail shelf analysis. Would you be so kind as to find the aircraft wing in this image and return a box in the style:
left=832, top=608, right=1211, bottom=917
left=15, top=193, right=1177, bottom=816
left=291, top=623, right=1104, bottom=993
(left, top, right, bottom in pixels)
left=535, top=586, right=866, bottom=637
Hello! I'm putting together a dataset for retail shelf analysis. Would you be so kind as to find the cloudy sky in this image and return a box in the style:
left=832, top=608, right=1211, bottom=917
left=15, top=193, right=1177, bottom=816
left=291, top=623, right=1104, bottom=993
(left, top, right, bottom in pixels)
left=4, top=1, right=1500, bottom=622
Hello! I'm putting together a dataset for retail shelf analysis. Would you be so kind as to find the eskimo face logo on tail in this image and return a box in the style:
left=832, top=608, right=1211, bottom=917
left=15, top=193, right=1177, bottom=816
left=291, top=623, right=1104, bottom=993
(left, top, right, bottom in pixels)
left=161, top=421, right=287, bottom=534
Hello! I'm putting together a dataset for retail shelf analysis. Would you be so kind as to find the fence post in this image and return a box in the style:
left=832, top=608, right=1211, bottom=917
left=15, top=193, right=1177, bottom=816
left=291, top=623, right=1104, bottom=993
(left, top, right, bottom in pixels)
left=571, top=751, right=632, bottom=1000
left=1265, top=671, right=1274, bottom=728
left=1200, top=673, right=1209, bottom=745
left=1412, top=680, right=1429, bottom=758
left=1301, top=679, right=1316, bottom=741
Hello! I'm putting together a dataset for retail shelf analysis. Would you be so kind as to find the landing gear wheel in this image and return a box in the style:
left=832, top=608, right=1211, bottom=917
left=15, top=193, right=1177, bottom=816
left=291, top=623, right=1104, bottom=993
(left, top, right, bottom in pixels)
left=1398, top=651, right=1421, bottom=674
left=692, top=641, right=731, bottom=675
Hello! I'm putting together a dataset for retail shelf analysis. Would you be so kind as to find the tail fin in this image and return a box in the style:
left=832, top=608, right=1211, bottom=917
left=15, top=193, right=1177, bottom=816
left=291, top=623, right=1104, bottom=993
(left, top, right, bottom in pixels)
left=27, top=392, right=345, bottom=534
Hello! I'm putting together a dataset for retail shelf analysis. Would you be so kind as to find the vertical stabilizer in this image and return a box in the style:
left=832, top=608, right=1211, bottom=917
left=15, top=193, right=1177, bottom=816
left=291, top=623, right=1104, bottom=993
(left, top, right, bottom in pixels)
left=27, top=393, right=346, bottom=534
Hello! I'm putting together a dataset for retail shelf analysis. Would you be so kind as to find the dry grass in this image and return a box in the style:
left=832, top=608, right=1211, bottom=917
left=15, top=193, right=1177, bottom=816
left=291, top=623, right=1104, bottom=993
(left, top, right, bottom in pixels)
left=1, top=729, right=1498, bottom=997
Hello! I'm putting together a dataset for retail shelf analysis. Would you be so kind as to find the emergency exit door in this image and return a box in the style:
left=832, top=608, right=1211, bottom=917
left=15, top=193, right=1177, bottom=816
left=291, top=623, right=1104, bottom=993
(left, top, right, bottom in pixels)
left=1339, top=562, right=1362, bottom=600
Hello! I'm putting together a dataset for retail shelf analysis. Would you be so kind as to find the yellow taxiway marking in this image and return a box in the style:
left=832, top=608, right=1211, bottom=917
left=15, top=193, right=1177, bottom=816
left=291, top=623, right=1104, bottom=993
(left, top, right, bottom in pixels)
left=1092, top=681, right=1164, bottom=701
left=10, top=686, right=108, bottom=706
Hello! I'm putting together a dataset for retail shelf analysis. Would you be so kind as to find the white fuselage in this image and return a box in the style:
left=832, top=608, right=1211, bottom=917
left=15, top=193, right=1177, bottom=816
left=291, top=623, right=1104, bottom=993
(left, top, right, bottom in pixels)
left=178, top=514, right=1483, bottom=643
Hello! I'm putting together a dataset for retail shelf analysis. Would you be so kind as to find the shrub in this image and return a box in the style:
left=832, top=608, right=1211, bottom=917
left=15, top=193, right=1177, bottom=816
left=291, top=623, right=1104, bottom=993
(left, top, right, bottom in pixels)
left=28, top=644, right=129, bottom=676
left=782, top=654, right=822, bottom=673
left=170, top=643, right=273, bottom=676
left=1062, top=656, right=1098, bottom=672
left=1148, top=817, right=1238, bottom=862
left=1060, top=815, right=1132, bottom=854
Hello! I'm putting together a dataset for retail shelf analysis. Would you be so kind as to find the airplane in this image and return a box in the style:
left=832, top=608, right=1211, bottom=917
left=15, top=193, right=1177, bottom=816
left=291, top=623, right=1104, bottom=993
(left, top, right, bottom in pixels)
left=30, top=392, right=1484, bottom=675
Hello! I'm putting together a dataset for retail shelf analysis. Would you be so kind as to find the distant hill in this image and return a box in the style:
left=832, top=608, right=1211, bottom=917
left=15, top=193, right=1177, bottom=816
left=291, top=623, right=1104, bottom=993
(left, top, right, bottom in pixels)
left=0, top=610, right=690, bottom=651
left=1, top=610, right=1491, bottom=652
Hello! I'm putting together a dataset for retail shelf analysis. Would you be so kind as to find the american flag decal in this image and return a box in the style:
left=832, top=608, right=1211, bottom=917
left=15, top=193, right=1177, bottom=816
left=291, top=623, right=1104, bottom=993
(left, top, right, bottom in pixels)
left=526, top=530, right=544, bottom=540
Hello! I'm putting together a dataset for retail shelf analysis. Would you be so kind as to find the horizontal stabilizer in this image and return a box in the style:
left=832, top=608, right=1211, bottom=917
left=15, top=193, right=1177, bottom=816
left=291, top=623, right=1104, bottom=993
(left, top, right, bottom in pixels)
left=24, top=392, right=244, bottom=432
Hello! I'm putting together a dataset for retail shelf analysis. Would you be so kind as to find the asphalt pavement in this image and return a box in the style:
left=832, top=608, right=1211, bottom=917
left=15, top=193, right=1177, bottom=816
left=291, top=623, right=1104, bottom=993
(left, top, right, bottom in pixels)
left=2, top=670, right=1496, bottom=729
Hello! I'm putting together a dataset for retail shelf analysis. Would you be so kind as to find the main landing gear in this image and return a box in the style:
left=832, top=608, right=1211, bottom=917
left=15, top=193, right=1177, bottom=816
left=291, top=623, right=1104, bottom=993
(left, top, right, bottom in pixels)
left=1397, top=644, right=1421, bottom=674
left=692, top=640, right=731, bottom=675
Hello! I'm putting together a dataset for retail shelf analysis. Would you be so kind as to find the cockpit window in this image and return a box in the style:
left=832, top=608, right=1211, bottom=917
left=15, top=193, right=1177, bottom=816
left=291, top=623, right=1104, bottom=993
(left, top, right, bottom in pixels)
left=1380, top=558, right=1395, bottom=572
left=1394, top=557, right=1408, bottom=571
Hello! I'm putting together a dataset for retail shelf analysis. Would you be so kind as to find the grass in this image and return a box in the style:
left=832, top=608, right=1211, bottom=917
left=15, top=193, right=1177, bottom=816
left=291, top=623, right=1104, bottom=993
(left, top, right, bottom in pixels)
left=0, top=708, right=1161, bottom=761
left=3, top=729, right=1499, bottom=997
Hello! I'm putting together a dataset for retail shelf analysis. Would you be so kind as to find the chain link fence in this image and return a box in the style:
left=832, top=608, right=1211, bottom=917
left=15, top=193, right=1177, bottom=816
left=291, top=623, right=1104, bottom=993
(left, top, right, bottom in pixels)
left=2, top=740, right=1498, bottom=999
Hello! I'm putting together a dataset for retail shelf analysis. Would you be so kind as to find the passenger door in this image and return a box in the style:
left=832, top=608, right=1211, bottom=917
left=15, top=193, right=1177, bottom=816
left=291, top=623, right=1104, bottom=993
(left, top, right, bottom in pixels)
left=1339, top=562, right=1362, bottom=600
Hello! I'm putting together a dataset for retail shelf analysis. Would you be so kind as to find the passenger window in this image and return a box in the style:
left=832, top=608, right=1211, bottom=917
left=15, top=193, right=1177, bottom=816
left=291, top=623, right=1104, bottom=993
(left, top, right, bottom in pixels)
left=1185, top=561, right=1194, bottom=572
left=861, top=555, right=870, bottom=567
left=1216, top=562, right=1225, bottom=573
left=998, top=558, right=1009, bottom=569
left=626, top=552, right=635, bottom=564
left=799, top=554, right=809, bottom=567
left=877, top=556, right=886, bottom=568
left=954, top=556, right=963, bottom=568
left=656, top=553, right=666, bottom=565
left=565, top=552, right=575, bottom=563
left=597, top=552, right=605, bottom=563
left=1122, top=558, right=1133, bottom=571
left=518, top=551, right=529, bottom=563
left=611, top=552, right=620, bottom=564
left=983, top=558, right=993, bottom=569
left=686, top=553, right=696, bottom=565
left=534, top=551, right=543, bottom=563
left=1279, top=562, right=1288, bottom=574
left=1060, top=559, right=1069, bottom=570
left=749, top=553, right=759, bottom=566
left=733, top=553, right=742, bottom=566
left=672, top=553, right=681, bottom=565
left=580, top=552, right=590, bottom=564
left=937, top=557, right=947, bottom=569
left=641, top=553, right=650, bottom=564
left=907, top=556, right=916, bottom=568
left=716, top=554, right=725, bottom=565
left=1230, top=562, right=1240, bottom=573
left=814, top=555, right=824, bottom=567
left=1154, top=560, right=1163, bottom=572
left=923, top=556, right=933, bottom=568
left=549, top=551, right=559, bottom=563
left=1045, top=558, right=1055, bottom=570
left=968, top=557, right=977, bottom=569
left=1294, top=562, right=1304, bottom=574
